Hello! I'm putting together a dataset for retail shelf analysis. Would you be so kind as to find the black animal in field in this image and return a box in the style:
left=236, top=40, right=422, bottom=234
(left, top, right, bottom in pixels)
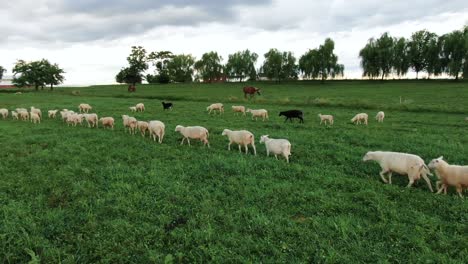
left=162, top=101, right=173, bottom=110
left=279, top=110, right=304, bottom=123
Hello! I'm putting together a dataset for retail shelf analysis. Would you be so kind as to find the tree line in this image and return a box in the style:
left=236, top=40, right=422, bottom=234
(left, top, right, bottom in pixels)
left=116, top=38, right=344, bottom=85
left=359, top=26, right=468, bottom=80
left=0, top=59, right=65, bottom=90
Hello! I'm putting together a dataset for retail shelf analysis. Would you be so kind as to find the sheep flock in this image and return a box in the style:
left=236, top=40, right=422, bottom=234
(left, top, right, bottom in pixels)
left=1, top=101, right=467, bottom=198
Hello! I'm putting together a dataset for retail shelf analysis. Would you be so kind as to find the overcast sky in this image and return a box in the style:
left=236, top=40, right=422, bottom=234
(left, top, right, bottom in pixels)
left=1, top=0, right=467, bottom=85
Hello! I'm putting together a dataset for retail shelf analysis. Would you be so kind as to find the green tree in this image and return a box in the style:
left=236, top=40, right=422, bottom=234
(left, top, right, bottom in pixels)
left=12, top=59, right=50, bottom=90
left=359, top=38, right=380, bottom=79
left=393, top=37, right=410, bottom=77
left=194, top=51, right=224, bottom=82
left=225, top=50, right=258, bottom=82
left=116, top=46, right=148, bottom=86
left=45, top=63, right=65, bottom=90
left=167, top=54, right=195, bottom=82
left=147, top=51, right=174, bottom=84
left=440, top=29, right=466, bottom=80
left=300, top=38, right=344, bottom=81
left=375, top=33, right=395, bottom=80
left=408, top=30, right=438, bottom=79
left=0, top=66, right=6, bottom=81
left=463, top=25, right=468, bottom=79
left=262, top=49, right=298, bottom=82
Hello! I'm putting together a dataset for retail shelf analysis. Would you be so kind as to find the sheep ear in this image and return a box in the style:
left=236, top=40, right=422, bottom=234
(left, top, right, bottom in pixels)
left=438, top=156, right=443, bottom=160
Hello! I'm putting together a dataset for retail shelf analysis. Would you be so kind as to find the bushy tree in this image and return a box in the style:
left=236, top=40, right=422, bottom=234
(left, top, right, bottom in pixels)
left=359, top=38, right=380, bottom=79
left=225, top=50, right=258, bottom=81
left=359, top=33, right=395, bottom=80
left=194, top=51, right=224, bottom=82
left=262, top=49, right=298, bottom=82
left=0, top=66, right=6, bottom=81
left=167, top=54, right=195, bottom=83
left=147, top=51, right=174, bottom=84
left=408, top=30, right=438, bottom=79
left=440, top=30, right=466, bottom=80
left=300, top=38, right=344, bottom=81
left=116, top=46, right=148, bottom=86
left=12, top=59, right=65, bottom=90
left=393, top=37, right=410, bottom=77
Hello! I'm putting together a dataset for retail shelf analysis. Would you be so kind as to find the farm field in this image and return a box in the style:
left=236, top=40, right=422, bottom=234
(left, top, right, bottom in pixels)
left=0, top=81, right=467, bottom=263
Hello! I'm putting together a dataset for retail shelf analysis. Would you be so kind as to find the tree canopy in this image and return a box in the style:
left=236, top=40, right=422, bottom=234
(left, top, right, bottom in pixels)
left=116, top=46, right=148, bottom=85
left=167, top=54, right=195, bottom=83
left=0, top=66, right=6, bottom=81
left=299, top=38, right=344, bottom=81
left=12, top=59, right=65, bottom=90
left=194, top=51, right=224, bottom=82
left=225, top=50, right=258, bottom=82
left=261, top=49, right=298, bottom=82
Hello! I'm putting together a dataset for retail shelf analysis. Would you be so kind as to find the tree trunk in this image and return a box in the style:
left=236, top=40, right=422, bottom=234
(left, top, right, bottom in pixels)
left=416, top=71, right=419, bottom=80
left=455, top=73, right=459, bottom=81
left=381, top=74, right=385, bottom=81
left=35, top=84, right=39, bottom=91
left=50, top=84, right=54, bottom=90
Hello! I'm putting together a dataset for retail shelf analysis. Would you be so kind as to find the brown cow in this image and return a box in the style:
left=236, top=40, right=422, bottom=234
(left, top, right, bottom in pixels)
left=243, top=86, right=261, bottom=99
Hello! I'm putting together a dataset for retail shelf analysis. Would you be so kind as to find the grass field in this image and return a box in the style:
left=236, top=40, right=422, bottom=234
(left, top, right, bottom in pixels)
left=0, top=81, right=467, bottom=263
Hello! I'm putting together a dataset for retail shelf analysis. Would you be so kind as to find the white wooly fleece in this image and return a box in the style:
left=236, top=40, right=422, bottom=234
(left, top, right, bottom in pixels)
left=129, top=106, right=137, bottom=112
left=318, top=114, right=334, bottom=125
left=207, top=103, right=224, bottom=114
left=137, top=121, right=149, bottom=137
left=16, top=108, right=28, bottom=113
left=122, top=115, right=137, bottom=134
left=0, top=108, right=8, bottom=119
left=135, top=103, right=145, bottom=112
left=12, top=111, right=19, bottom=120
left=48, top=110, right=58, bottom=118
left=148, top=121, right=165, bottom=143
left=99, top=117, right=114, bottom=129
left=351, top=113, right=368, bottom=125
left=246, top=109, right=268, bottom=121
left=375, top=111, right=385, bottom=122
left=363, top=151, right=433, bottom=192
left=428, top=156, right=468, bottom=198
left=221, top=129, right=256, bottom=155
left=83, top=113, right=98, bottom=128
left=19, top=111, right=29, bottom=120
left=78, top=103, right=92, bottom=113
left=259, top=135, right=291, bottom=163
left=30, top=112, right=41, bottom=124
left=30, top=107, right=42, bottom=118
left=232, top=106, right=246, bottom=115
left=175, top=125, right=210, bottom=147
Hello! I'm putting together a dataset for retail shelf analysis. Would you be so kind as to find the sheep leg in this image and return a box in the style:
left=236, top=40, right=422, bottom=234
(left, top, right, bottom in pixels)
left=244, top=144, right=248, bottom=154
left=275, top=154, right=278, bottom=160
left=266, top=149, right=270, bottom=156
left=160, top=132, right=164, bottom=144
left=421, top=173, right=434, bottom=192
left=406, top=176, right=415, bottom=188
left=228, top=142, right=231, bottom=151
left=456, top=185, right=463, bottom=198
left=320, top=119, right=323, bottom=125
left=285, top=154, right=289, bottom=163
left=252, top=144, right=256, bottom=156
left=187, top=138, right=191, bottom=146
left=388, top=172, right=392, bottom=184
left=379, top=170, right=389, bottom=183
left=180, top=138, right=185, bottom=145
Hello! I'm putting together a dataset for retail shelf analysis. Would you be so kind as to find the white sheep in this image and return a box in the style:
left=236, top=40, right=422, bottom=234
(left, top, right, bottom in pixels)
left=148, top=121, right=165, bottom=143
left=247, top=109, right=269, bottom=121
left=0, top=108, right=8, bottom=119
left=207, top=103, right=224, bottom=115
left=362, top=151, right=433, bottom=192
left=99, top=117, right=115, bottom=129
left=137, top=121, right=149, bottom=137
left=60, top=110, right=74, bottom=122
left=66, top=113, right=77, bottom=126
left=232, top=106, right=246, bottom=116
left=428, top=156, right=468, bottom=198
left=129, top=106, right=137, bottom=112
left=175, top=125, right=210, bottom=147
left=83, top=113, right=98, bottom=128
left=122, top=115, right=137, bottom=134
left=30, top=112, right=41, bottom=124
left=30, top=107, right=42, bottom=118
left=78, top=103, right=92, bottom=113
left=259, top=135, right=291, bottom=163
left=351, top=113, right=368, bottom=125
left=221, top=129, right=256, bottom=155
left=19, top=111, right=29, bottom=121
left=136, top=103, right=145, bottom=112
left=11, top=111, right=19, bottom=120
left=318, top=114, right=334, bottom=125
left=48, top=110, right=58, bottom=118
left=376, top=111, right=385, bottom=123
left=16, top=108, right=27, bottom=113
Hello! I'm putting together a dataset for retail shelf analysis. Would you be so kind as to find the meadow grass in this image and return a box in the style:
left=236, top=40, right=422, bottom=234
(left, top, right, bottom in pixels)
left=0, top=81, right=467, bottom=263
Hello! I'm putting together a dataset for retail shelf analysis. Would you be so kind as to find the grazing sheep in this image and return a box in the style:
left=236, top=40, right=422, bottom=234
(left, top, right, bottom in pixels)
left=19, top=111, right=29, bottom=121
left=162, top=101, right=173, bottom=110
left=30, top=107, right=42, bottom=118
left=175, top=125, right=210, bottom=147
left=122, top=115, right=137, bottom=134
left=246, top=109, right=269, bottom=121
left=66, top=113, right=77, bottom=126
left=376, top=111, right=385, bottom=123
left=15, top=92, right=22, bottom=95
left=279, top=110, right=304, bottom=123
left=428, top=156, right=468, bottom=198
left=60, top=110, right=74, bottom=122
left=16, top=108, right=27, bottom=113
left=0, top=108, right=8, bottom=119
left=362, top=151, right=433, bottom=192
left=11, top=111, right=19, bottom=120
left=351, top=113, right=368, bottom=125
left=136, top=103, right=145, bottom=112
left=221, top=129, right=256, bottom=155
left=318, top=114, right=334, bottom=125
left=137, top=121, right=149, bottom=137
left=232, top=105, right=246, bottom=116
left=207, top=103, right=224, bottom=115
left=78, top=103, right=92, bottom=113
left=148, top=121, right=165, bottom=143
left=259, top=135, right=291, bottom=163
left=129, top=106, right=137, bottom=112
left=99, top=117, right=115, bottom=129
left=83, top=113, right=98, bottom=128
left=48, top=110, right=58, bottom=118
left=30, top=112, right=41, bottom=124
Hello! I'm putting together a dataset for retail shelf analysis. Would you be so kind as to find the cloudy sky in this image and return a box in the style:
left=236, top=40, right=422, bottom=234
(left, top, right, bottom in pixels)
left=1, top=0, right=467, bottom=85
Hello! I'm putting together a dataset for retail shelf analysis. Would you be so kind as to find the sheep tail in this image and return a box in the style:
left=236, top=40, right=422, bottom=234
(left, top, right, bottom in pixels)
left=422, top=164, right=433, bottom=176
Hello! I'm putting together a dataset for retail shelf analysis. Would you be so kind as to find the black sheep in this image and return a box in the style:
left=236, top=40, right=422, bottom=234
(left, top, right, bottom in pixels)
left=162, top=101, right=173, bottom=110
left=279, top=110, right=304, bottom=123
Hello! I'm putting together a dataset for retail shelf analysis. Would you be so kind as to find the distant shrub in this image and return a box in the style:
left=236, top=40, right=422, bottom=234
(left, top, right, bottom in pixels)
left=71, top=90, right=80, bottom=95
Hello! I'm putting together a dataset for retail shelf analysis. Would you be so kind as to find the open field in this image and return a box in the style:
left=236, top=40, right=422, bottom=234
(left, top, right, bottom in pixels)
left=0, top=81, right=467, bottom=263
